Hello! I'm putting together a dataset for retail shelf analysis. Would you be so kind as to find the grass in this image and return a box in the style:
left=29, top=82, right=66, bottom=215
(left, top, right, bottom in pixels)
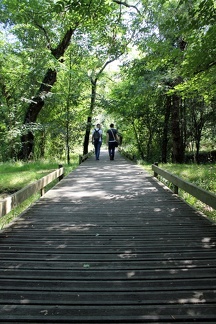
left=0, top=157, right=79, bottom=229
left=140, top=162, right=216, bottom=223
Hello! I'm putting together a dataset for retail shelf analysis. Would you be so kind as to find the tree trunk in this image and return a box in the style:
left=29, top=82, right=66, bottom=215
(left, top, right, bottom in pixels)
left=161, top=96, right=171, bottom=163
left=19, top=69, right=57, bottom=160
left=132, top=121, right=145, bottom=160
left=19, top=27, right=76, bottom=160
left=65, top=50, right=73, bottom=165
left=169, top=39, right=186, bottom=164
left=194, top=116, right=204, bottom=164
left=39, top=130, right=46, bottom=158
left=171, top=94, right=184, bottom=163
left=83, top=117, right=92, bottom=155
left=83, top=79, right=97, bottom=155
left=146, top=130, right=153, bottom=162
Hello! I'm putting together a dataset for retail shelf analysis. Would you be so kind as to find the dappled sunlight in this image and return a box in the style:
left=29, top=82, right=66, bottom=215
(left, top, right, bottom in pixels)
left=40, top=310, right=49, bottom=316
left=118, top=250, right=137, bottom=259
left=2, top=305, right=17, bottom=312
left=41, top=159, right=161, bottom=203
left=178, top=260, right=196, bottom=268
left=56, top=244, right=67, bottom=249
left=20, top=299, right=31, bottom=305
left=127, top=271, right=136, bottom=278
left=178, top=291, right=206, bottom=304
left=180, top=260, right=194, bottom=265
left=202, top=237, right=216, bottom=248
left=64, top=190, right=107, bottom=198
left=153, top=208, right=162, bottom=212
left=6, top=263, right=23, bottom=270
left=155, top=266, right=193, bottom=275
left=104, top=193, right=139, bottom=200
left=46, top=223, right=97, bottom=232
left=167, top=291, right=207, bottom=305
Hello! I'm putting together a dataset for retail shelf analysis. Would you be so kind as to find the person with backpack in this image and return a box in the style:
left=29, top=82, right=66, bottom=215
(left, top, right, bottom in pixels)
left=106, top=123, right=119, bottom=161
left=92, top=123, right=102, bottom=160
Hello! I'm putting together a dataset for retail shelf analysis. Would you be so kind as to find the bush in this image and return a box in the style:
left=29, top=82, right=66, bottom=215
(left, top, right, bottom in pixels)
left=185, top=150, right=216, bottom=163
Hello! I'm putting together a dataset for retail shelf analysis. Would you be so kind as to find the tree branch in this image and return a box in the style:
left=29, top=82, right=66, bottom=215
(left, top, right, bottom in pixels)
left=34, top=22, right=52, bottom=49
left=112, top=0, right=141, bottom=15
left=51, top=23, right=79, bottom=59
left=195, top=61, right=216, bottom=75
left=93, top=28, right=136, bottom=82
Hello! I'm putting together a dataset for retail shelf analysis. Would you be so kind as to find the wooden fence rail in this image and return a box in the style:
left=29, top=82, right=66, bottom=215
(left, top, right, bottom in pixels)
left=152, top=163, right=216, bottom=210
left=0, top=166, right=64, bottom=218
left=79, top=151, right=94, bottom=164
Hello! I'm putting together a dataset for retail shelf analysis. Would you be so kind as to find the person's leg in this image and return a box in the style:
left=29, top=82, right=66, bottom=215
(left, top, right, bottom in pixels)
left=97, top=141, right=102, bottom=159
left=94, top=142, right=98, bottom=160
left=111, top=144, right=115, bottom=160
left=110, top=143, right=115, bottom=160
left=108, top=143, right=112, bottom=159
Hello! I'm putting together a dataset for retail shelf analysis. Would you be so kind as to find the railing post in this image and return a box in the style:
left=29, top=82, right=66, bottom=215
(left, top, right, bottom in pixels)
left=58, top=164, right=64, bottom=181
left=154, top=162, right=158, bottom=177
left=173, top=185, right=178, bottom=195
left=79, top=155, right=82, bottom=165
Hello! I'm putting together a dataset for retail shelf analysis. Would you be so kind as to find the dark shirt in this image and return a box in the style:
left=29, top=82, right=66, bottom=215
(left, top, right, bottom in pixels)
left=107, top=128, right=117, bottom=142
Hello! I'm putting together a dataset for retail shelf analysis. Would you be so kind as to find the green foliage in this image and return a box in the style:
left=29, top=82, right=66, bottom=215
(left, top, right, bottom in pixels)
left=0, top=0, right=215, bottom=164
left=0, top=0, right=134, bottom=161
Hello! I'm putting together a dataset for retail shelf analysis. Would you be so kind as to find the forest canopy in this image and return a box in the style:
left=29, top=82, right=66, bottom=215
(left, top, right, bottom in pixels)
left=0, top=0, right=215, bottom=163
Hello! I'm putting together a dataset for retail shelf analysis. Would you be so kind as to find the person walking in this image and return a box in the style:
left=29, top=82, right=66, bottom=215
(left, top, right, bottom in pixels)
left=106, top=123, right=119, bottom=161
left=92, top=123, right=102, bottom=160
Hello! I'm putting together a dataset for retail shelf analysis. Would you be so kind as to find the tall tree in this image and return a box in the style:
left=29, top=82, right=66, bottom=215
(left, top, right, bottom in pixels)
left=81, top=13, right=135, bottom=155
left=19, top=27, right=78, bottom=159
left=1, top=0, right=123, bottom=159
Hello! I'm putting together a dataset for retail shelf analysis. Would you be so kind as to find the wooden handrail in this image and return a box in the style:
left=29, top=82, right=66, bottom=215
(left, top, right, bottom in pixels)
left=0, top=166, right=64, bottom=218
left=152, top=164, right=216, bottom=210
left=79, top=151, right=93, bottom=164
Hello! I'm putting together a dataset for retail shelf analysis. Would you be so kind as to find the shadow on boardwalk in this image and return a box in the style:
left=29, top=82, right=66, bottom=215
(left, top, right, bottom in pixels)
left=0, top=149, right=216, bottom=323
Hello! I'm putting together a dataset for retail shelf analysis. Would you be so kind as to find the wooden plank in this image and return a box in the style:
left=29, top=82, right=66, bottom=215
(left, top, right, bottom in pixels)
left=0, top=268, right=216, bottom=281
left=1, top=277, right=216, bottom=291
left=1, top=258, right=216, bottom=271
left=0, top=304, right=216, bottom=322
left=1, top=289, right=216, bottom=305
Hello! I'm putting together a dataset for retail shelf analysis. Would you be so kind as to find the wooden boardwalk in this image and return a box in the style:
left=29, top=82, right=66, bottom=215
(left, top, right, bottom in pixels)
left=0, top=150, right=216, bottom=323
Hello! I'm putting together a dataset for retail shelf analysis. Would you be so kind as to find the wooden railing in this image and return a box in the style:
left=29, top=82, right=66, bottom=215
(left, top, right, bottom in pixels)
left=79, top=151, right=93, bottom=164
left=0, top=166, right=64, bottom=218
left=152, top=163, right=216, bottom=210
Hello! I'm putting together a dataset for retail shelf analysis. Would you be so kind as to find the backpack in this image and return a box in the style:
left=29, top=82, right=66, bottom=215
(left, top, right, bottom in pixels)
left=93, top=129, right=100, bottom=141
